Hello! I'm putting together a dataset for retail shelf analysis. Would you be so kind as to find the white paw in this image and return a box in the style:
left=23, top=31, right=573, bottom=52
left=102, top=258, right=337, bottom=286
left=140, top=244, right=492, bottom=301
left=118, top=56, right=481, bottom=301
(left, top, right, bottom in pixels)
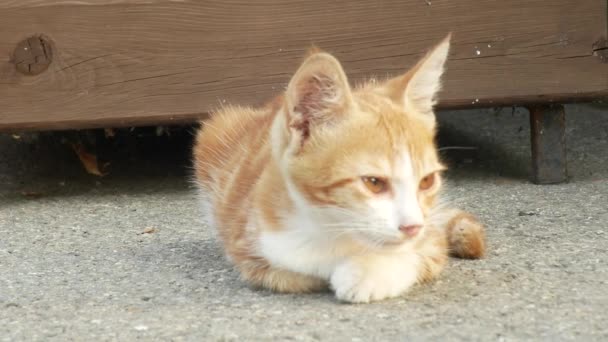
left=330, top=262, right=407, bottom=303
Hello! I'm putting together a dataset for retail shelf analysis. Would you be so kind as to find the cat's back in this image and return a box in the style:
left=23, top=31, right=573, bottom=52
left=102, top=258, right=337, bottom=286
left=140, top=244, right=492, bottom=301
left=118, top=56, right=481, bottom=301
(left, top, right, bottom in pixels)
left=192, top=98, right=282, bottom=244
left=193, top=101, right=278, bottom=191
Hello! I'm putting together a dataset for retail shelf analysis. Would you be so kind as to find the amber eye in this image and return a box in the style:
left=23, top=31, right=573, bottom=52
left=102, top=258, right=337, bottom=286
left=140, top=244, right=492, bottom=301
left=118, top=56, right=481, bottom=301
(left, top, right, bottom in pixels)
left=362, top=176, right=389, bottom=194
left=419, top=173, right=436, bottom=191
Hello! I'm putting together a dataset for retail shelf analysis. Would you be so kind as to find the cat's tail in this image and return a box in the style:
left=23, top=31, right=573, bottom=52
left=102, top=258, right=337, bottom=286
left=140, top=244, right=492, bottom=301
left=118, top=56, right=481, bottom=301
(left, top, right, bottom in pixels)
left=441, top=209, right=486, bottom=259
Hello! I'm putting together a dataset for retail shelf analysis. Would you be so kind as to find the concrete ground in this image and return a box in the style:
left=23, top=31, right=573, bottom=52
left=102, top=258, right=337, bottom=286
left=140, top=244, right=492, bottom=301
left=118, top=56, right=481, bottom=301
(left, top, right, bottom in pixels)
left=1, top=104, right=607, bottom=341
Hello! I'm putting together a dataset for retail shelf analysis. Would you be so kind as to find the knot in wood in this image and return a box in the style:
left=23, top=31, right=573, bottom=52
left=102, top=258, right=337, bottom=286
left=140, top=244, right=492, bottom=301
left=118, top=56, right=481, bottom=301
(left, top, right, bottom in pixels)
left=12, top=35, right=53, bottom=75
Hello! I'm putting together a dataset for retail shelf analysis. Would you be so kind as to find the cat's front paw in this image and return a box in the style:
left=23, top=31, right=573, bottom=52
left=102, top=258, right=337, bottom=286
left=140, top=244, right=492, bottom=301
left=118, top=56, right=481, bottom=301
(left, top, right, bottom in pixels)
left=330, top=261, right=406, bottom=304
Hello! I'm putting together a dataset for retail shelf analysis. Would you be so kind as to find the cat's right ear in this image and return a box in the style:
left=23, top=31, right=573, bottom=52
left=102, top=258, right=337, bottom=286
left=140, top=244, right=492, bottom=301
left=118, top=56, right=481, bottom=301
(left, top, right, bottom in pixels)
left=379, top=34, right=451, bottom=128
left=284, top=51, right=353, bottom=148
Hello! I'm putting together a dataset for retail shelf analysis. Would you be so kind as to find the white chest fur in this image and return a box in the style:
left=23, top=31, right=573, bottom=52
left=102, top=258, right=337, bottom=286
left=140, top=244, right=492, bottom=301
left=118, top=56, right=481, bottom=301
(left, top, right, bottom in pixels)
left=258, top=225, right=344, bottom=279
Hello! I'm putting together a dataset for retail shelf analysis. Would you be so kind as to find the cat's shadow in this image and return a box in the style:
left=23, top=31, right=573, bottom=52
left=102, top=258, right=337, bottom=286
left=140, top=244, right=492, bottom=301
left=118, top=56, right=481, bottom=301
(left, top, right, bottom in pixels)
left=160, top=239, right=237, bottom=281
left=155, top=237, right=337, bottom=299
left=144, top=234, right=486, bottom=304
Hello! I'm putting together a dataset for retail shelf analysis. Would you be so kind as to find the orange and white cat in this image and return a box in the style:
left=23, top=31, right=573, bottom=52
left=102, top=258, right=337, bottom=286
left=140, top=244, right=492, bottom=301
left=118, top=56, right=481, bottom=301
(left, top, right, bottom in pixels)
left=193, top=35, right=485, bottom=303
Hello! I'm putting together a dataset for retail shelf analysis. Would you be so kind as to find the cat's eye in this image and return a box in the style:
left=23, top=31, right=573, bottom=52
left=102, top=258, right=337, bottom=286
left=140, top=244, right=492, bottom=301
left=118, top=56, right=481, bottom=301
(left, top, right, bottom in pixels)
left=362, top=176, right=389, bottom=194
left=419, top=173, right=436, bottom=191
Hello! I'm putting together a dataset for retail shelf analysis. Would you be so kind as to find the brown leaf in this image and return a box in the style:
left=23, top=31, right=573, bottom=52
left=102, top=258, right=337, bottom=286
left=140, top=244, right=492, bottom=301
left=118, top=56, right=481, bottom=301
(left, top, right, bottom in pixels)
left=71, top=143, right=108, bottom=177
left=104, top=128, right=115, bottom=138
left=139, top=227, right=158, bottom=235
left=21, top=191, right=44, bottom=199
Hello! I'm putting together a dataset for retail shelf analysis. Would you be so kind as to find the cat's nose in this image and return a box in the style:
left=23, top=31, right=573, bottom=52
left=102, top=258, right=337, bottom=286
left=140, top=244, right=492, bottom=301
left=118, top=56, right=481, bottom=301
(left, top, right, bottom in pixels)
left=399, top=224, right=422, bottom=237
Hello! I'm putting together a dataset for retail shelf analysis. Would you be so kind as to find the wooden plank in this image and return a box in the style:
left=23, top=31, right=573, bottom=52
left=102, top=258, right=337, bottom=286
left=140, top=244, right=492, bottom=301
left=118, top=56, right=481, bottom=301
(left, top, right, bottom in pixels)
left=0, top=0, right=606, bottom=131
left=528, top=105, right=568, bottom=184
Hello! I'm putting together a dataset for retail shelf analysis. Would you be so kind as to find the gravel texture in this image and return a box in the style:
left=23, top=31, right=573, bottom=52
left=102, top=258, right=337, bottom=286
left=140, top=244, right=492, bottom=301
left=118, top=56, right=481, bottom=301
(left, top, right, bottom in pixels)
left=1, top=105, right=607, bottom=341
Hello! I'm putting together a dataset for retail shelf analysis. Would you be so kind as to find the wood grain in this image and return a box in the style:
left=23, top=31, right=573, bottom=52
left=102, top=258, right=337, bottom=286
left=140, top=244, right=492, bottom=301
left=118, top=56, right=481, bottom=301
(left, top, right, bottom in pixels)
left=0, top=0, right=606, bottom=131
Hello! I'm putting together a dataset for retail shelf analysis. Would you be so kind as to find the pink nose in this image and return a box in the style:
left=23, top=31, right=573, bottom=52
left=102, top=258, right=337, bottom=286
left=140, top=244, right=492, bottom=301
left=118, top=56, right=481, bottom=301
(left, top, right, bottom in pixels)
left=399, top=224, right=422, bottom=237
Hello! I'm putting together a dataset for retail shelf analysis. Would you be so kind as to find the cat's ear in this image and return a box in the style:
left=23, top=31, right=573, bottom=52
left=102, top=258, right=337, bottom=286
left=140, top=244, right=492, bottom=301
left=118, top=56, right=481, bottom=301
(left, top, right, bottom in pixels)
left=383, top=34, right=451, bottom=121
left=284, top=51, right=353, bottom=145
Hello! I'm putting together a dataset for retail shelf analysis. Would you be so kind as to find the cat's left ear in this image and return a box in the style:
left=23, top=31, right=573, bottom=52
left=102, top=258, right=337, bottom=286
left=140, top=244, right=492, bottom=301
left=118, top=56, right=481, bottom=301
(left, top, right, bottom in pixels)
left=382, top=34, right=451, bottom=124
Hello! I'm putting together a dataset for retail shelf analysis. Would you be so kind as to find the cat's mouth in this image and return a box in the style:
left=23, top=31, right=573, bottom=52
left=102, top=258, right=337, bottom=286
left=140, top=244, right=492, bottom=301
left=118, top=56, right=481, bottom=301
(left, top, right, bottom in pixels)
left=378, top=240, right=406, bottom=248
left=359, top=234, right=420, bottom=249
left=380, top=237, right=416, bottom=247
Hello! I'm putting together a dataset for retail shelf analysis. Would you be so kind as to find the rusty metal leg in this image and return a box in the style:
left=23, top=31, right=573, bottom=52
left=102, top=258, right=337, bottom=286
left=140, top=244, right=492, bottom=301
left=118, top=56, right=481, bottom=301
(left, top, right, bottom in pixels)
left=528, top=104, right=567, bottom=184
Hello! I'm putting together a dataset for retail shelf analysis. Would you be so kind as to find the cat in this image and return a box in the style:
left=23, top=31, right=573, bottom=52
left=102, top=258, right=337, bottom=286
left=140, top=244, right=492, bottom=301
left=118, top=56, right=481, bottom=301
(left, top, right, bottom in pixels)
left=193, top=34, right=485, bottom=303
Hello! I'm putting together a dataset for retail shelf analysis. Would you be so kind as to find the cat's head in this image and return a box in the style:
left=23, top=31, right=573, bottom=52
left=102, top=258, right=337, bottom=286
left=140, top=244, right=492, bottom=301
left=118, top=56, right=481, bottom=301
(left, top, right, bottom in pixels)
left=272, top=36, right=450, bottom=248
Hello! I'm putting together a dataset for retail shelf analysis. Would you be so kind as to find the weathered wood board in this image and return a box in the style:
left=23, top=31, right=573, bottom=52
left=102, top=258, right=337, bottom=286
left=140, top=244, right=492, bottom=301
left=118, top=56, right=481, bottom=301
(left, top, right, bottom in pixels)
left=0, top=0, right=606, bottom=131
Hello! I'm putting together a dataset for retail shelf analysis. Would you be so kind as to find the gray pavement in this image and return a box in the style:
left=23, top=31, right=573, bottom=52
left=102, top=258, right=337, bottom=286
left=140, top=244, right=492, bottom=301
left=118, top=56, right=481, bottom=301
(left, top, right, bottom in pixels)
left=1, top=105, right=607, bottom=341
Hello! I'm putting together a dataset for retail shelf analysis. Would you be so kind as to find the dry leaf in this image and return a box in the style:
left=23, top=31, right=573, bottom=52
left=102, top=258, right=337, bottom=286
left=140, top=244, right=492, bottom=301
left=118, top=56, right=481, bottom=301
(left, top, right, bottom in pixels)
left=139, top=227, right=158, bottom=235
left=72, top=143, right=108, bottom=177
left=21, top=191, right=44, bottom=199
left=104, top=128, right=116, bottom=138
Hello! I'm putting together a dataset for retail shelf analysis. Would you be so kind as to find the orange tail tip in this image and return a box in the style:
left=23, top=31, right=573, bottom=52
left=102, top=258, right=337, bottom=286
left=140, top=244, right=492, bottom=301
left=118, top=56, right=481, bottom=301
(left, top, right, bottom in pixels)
left=446, top=212, right=486, bottom=259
